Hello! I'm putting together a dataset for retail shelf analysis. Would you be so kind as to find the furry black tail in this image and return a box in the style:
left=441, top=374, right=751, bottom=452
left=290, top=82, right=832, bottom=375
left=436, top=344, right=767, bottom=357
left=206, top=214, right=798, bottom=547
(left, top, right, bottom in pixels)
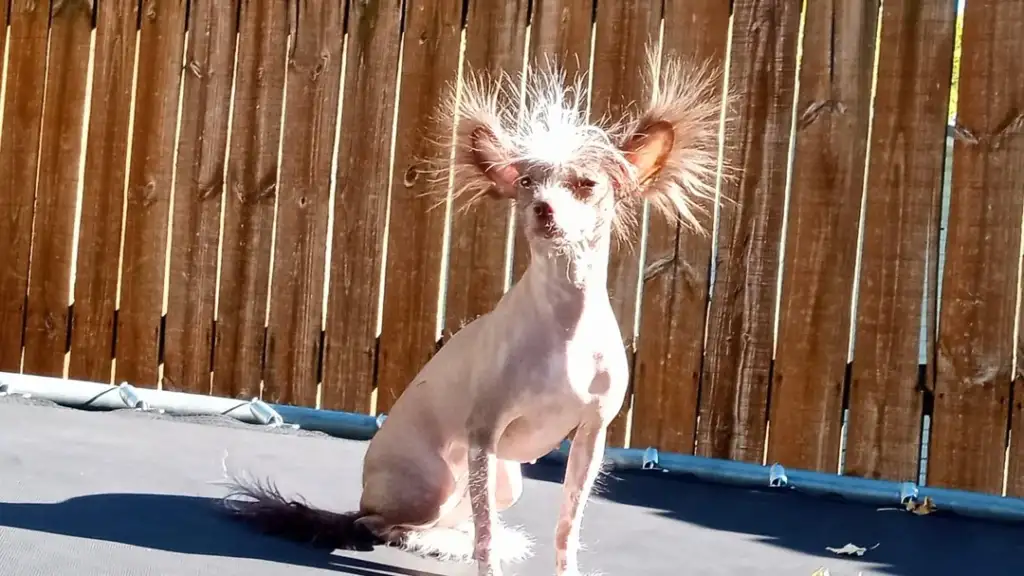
left=218, top=472, right=383, bottom=552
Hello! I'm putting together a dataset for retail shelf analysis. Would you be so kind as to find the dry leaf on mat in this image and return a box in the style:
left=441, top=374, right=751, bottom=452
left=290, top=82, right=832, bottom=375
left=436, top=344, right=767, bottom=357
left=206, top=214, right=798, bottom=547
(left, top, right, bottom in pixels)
left=825, top=542, right=880, bottom=557
left=904, top=496, right=937, bottom=515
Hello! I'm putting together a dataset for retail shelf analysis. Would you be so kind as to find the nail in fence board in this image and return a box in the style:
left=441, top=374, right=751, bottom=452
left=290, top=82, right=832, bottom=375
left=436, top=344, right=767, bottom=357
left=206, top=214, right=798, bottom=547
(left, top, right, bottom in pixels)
left=375, top=0, right=465, bottom=414
left=511, top=0, right=595, bottom=283
left=163, top=0, right=239, bottom=394
left=212, top=0, right=289, bottom=400
left=69, top=0, right=138, bottom=383
left=0, top=0, right=50, bottom=372
left=321, top=0, right=403, bottom=413
left=23, top=0, right=93, bottom=377
left=630, top=0, right=729, bottom=455
left=442, top=0, right=529, bottom=344
left=768, top=0, right=878, bottom=473
left=114, top=0, right=189, bottom=387
left=588, top=0, right=662, bottom=448
left=845, top=0, right=955, bottom=482
left=264, top=0, right=346, bottom=407
left=696, top=0, right=801, bottom=463
left=930, top=0, right=1024, bottom=495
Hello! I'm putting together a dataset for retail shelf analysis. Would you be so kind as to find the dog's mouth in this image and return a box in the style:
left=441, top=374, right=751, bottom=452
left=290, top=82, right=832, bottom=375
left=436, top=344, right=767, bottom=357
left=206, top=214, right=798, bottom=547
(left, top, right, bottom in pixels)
left=532, top=219, right=564, bottom=240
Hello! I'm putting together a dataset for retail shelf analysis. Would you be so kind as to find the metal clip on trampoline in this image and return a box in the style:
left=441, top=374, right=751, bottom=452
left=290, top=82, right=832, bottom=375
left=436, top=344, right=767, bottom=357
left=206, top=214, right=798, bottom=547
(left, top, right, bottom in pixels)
left=2, top=370, right=1022, bottom=524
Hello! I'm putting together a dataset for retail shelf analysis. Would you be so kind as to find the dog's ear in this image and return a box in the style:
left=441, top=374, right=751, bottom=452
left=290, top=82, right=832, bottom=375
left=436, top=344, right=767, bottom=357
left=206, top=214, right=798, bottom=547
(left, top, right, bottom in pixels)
left=620, top=121, right=675, bottom=187
left=468, top=125, right=521, bottom=197
left=447, top=70, right=522, bottom=202
left=617, top=55, right=724, bottom=232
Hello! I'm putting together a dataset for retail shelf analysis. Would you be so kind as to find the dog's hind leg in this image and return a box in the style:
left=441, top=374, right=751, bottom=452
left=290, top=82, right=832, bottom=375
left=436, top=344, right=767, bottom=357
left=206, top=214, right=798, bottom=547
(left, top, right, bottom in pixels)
left=426, top=458, right=532, bottom=564
left=358, top=449, right=477, bottom=561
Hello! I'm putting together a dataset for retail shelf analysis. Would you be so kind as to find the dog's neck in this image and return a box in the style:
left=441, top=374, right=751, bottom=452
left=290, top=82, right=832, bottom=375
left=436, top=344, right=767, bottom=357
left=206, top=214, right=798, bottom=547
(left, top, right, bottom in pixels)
left=520, top=233, right=611, bottom=329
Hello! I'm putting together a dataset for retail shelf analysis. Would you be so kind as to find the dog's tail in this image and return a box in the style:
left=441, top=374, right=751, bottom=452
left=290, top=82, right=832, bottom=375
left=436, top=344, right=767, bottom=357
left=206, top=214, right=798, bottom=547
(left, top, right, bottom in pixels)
left=218, top=472, right=383, bottom=551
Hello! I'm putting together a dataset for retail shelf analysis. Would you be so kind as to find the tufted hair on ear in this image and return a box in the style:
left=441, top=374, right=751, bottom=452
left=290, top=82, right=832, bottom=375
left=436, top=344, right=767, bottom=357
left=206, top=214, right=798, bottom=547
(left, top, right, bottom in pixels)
left=615, top=51, right=727, bottom=235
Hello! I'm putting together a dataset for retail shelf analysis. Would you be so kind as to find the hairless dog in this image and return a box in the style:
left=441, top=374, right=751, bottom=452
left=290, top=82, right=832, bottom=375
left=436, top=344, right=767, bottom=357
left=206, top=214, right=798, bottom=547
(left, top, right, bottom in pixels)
left=221, top=49, right=724, bottom=576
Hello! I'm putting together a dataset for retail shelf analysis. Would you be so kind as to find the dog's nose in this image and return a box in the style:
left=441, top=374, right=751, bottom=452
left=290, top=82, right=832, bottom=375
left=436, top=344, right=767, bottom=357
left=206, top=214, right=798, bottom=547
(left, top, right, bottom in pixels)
left=533, top=202, right=554, bottom=221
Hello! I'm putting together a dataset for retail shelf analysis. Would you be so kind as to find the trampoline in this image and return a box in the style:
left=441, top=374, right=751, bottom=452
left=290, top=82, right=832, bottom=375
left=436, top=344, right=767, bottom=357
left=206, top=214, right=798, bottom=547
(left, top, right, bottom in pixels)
left=2, top=393, right=1022, bottom=576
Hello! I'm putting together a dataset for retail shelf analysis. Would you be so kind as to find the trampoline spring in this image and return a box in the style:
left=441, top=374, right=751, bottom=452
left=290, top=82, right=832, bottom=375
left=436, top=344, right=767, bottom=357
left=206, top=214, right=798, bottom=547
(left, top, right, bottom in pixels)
left=117, top=383, right=150, bottom=411
left=248, top=398, right=287, bottom=428
left=641, top=447, right=660, bottom=470
left=899, top=481, right=920, bottom=505
left=769, top=463, right=788, bottom=488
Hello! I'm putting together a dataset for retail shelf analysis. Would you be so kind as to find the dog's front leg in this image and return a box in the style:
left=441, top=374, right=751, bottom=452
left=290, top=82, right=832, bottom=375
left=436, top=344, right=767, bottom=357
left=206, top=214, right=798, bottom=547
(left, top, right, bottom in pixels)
left=468, top=430, right=502, bottom=576
left=554, top=414, right=606, bottom=576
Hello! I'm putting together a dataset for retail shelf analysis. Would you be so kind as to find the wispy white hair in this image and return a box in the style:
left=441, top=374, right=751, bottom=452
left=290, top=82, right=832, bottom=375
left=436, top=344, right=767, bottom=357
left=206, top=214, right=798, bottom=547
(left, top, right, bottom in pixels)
left=425, top=47, right=726, bottom=239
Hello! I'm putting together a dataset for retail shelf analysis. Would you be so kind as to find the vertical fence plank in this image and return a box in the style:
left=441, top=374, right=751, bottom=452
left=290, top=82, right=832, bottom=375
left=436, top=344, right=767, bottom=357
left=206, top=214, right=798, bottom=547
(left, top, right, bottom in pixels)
left=163, top=0, right=239, bottom=394
left=0, top=0, right=50, bottom=372
left=696, top=0, right=801, bottom=463
left=1013, top=375, right=1024, bottom=496
left=213, top=0, right=288, bottom=399
left=587, top=0, right=661, bottom=448
left=630, top=0, right=729, bottom=454
left=442, top=1, right=529, bottom=338
left=22, top=0, right=93, bottom=376
left=1015, top=397, right=1024, bottom=496
left=510, top=0, right=594, bottom=283
left=70, top=0, right=138, bottom=383
left=263, top=0, right=345, bottom=407
left=767, top=0, right=878, bottom=473
left=845, top=0, right=955, bottom=482
left=929, top=0, right=1024, bottom=494
left=375, top=0, right=465, bottom=414
left=0, top=0, right=6, bottom=65
left=321, top=0, right=402, bottom=413
left=527, top=0, right=592, bottom=81
left=114, top=0, right=188, bottom=387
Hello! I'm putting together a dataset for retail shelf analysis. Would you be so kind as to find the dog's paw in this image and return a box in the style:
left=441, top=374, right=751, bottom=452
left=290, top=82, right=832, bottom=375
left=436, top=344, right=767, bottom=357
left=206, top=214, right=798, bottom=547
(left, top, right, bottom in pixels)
left=556, top=570, right=605, bottom=576
left=401, top=527, right=475, bottom=563
left=493, top=522, right=534, bottom=563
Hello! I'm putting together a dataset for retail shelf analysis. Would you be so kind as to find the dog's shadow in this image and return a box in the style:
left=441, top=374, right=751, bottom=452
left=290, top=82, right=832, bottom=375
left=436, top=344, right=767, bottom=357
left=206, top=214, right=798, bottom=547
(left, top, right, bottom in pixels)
left=0, top=493, right=446, bottom=576
left=523, top=460, right=1024, bottom=576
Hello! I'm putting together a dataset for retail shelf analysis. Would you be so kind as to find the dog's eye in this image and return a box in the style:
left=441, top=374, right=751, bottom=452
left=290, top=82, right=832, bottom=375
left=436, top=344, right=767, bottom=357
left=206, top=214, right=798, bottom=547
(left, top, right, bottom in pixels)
left=516, top=176, right=535, bottom=189
left=574, top=178, right=597, bottom=198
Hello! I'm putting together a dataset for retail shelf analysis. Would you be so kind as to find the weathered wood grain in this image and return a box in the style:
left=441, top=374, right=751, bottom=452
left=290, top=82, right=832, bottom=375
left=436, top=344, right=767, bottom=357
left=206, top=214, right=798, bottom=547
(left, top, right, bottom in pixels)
left=321, top=0, right=403, bottom=413
left=70, top=0, right=139, bottom=383
left=696, top=0, right=802, bottom=463
left=264, top=0, right=345, bottom=407
left=442, top=0, right=529, bottom=340
left=212, top=0, right=289, bottom=399
left=375, top=0, right=465, bottom=414
left=0, top=0, right=51, bottom=371
left=768, top=0, right=878, bottom=472
left=630, top=0, right=729, bottom=454
left=23, top=0, right=93, bottom=376
left=846, top=0, right=955, bottom=482
left=930, top=0, right=1024, bottom=494
left=163, top=0, right=239, bottom=394
left=114, top=0, right=188, bottom=387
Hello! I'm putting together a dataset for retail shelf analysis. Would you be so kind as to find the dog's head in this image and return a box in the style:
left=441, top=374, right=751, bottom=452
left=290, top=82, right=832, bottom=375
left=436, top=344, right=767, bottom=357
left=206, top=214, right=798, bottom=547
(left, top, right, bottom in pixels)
left=442, top=52, right=723, bottom=257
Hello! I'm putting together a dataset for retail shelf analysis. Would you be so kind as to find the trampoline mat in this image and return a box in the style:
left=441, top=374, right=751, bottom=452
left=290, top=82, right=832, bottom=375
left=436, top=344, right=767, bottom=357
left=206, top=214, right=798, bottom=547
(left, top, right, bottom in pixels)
left=2, top=395, right=1022, bottom=576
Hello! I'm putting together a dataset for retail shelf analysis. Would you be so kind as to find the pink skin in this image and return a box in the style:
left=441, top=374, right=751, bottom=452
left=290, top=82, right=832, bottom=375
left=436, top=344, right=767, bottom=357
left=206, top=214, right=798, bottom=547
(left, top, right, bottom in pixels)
left=357, top=54, right=723, bottom=576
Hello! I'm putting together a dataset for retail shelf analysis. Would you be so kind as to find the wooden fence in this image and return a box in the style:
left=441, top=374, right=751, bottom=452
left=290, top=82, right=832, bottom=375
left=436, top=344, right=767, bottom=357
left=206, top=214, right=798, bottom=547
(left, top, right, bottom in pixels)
left=0, top=0, right=1022, bottom=497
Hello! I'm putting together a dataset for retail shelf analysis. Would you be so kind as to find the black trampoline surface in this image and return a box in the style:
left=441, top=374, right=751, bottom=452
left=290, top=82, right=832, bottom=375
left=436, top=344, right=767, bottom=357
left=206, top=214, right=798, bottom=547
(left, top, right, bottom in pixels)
left=2, top=396, right=1023, bottom=576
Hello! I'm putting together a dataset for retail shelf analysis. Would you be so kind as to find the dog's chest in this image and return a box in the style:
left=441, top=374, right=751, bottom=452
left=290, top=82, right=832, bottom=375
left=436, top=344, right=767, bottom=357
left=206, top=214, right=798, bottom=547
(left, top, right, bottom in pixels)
left=495, top=326, right=602, bottom=399
left=496, top=384, right=584, bottom=462
left=490, top=334, right=613, bottom=462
